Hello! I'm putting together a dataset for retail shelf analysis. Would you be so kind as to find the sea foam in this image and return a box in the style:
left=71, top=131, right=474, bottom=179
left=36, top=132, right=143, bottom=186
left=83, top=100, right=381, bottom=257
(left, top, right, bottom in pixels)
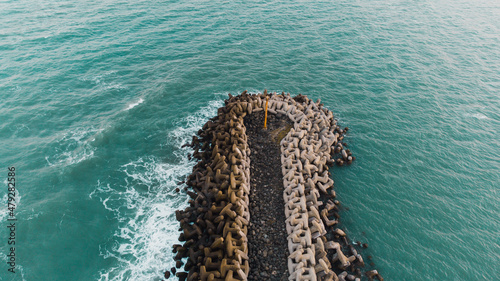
left=124, top=98, right=144, bottom=111
left=93, top=98, right=223, bottom=281
left=45, top=127, right=103, bottom=167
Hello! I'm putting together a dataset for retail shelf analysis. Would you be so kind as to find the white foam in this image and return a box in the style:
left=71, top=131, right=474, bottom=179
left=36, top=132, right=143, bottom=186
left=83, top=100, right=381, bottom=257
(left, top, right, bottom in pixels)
left=79, top=71, right=126, bottom=91
left=79, top=70, right=118, bottom=85
left=92, top=156, right=191, bottom=281
left=0, top=252, right=27, bottom=281
left=93, top=97, right=224, bottom=281
left=26, top=209, right=43, bottom=221
left=125, top=98, right=144, bottom=111
left=0, top=193, right=8, bottom=222
left=466, top=113, right=489, bottom=120
left=0, top=187, right=22, bottom=223
left=46, top=127, right=103, bottom=167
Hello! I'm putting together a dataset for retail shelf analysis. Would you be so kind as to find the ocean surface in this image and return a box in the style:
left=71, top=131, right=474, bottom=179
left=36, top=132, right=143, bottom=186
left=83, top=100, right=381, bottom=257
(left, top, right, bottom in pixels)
left=0, top=0, right=499, bottom=280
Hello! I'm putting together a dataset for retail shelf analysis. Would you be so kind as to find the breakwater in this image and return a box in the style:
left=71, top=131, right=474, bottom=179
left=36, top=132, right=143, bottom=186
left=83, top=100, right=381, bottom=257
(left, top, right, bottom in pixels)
left=168, top=91, right=382, bottom=281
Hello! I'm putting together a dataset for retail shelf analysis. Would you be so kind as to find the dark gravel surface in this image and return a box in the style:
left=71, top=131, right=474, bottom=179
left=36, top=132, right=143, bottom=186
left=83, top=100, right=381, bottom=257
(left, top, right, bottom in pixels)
left=244, top=111, right=292, bottom=281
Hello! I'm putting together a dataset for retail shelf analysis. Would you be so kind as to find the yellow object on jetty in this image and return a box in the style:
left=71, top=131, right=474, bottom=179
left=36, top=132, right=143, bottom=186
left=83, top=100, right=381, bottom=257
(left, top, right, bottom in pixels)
left=264, top=95, right=269, bottom=129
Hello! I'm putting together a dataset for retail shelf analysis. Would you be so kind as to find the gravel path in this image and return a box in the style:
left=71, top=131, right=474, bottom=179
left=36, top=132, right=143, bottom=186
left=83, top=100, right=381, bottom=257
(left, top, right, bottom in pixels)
left=244, top=111, right=292, bottom=281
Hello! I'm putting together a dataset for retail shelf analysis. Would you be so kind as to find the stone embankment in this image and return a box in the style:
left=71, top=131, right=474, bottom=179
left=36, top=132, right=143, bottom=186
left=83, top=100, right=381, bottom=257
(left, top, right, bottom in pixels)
left=166, top=91, right=383, bottom=281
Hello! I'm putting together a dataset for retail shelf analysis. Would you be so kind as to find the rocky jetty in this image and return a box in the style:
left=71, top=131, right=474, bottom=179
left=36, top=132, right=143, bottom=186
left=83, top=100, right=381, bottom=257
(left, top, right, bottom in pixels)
left=167, top=91, right=383, bottom=281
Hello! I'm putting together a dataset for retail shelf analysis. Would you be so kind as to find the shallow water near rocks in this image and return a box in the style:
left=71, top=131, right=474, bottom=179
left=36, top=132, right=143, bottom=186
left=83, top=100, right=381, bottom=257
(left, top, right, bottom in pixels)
left=0, top=0, right=499, bottom=280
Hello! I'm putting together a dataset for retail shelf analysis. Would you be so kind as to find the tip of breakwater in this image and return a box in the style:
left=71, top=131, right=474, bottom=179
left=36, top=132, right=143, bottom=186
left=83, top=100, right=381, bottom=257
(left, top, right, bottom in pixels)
left=166, top=91, right=383, bottom=281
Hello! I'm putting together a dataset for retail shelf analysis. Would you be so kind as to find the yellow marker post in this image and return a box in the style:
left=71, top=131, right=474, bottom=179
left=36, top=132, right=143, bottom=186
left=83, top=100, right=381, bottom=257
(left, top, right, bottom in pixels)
left=263, top=96, right=269, bottom=129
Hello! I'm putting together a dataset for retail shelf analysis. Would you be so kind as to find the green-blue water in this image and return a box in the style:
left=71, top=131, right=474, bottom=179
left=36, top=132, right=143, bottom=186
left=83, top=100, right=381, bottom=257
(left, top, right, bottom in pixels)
left=1, top=0, right=499, bottom=280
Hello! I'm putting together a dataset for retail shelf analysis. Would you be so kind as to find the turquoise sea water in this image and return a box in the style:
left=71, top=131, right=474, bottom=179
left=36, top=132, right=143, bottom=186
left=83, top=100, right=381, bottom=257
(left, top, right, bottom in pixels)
left=0, top=0, right=499, bottom=280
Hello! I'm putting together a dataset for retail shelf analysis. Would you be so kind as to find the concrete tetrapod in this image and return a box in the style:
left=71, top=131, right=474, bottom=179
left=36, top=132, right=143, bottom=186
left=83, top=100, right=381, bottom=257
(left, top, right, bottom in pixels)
left=168, top=91, right=381, bottom=281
